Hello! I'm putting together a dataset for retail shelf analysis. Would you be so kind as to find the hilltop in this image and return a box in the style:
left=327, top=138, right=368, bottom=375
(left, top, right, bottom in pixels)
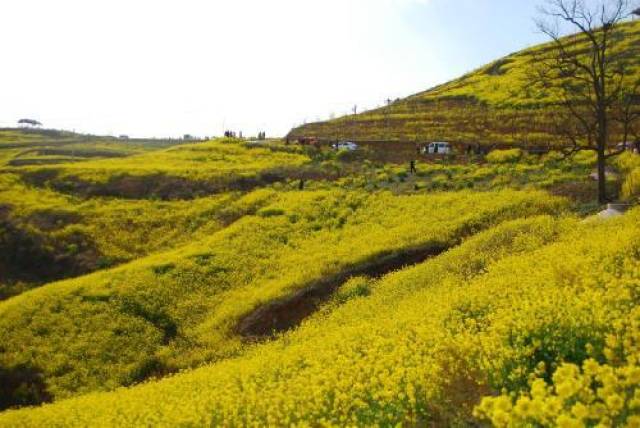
left=288, top=20, right=640, bottom=149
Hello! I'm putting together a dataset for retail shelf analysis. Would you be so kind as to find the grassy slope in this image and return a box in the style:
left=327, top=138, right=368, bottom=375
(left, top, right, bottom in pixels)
left=288, top=20, right=640, bottom=147
left=7, top=139, right=315, bottom=201
left=2, top=210, right=640, bottom=426
left=14, top=139, right=309, bottom=183
left=0, top=188, right=563, bottom=402
left=0, top=173, right=276, bottom=298
left=0, top=133, right=310, bottom=299
left=0, top=132, right=637, bottom=424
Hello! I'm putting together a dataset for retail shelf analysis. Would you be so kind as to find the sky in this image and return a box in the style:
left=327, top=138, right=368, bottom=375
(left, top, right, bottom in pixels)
left=0, top=0, right=550, bottom=138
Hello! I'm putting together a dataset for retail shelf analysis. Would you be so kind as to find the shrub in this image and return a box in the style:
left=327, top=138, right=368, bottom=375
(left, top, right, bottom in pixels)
left=621, top=167, right=640, bottom=201
left=332, top=276, right=371, bottom=304
left=257, top=207, right=286, bottom=217
left=615, top=151, right=640, bottom=174
left=486, top=148, right=523, bottom=164
left=616, top=153, right=640, bottom=202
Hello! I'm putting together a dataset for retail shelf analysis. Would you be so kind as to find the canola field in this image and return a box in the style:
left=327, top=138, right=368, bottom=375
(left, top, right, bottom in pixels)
left=1, top=129, right=640, bottom=426
left=2, top=212, right=640, bottom=426
left=0, top=187, right=563, bottom=401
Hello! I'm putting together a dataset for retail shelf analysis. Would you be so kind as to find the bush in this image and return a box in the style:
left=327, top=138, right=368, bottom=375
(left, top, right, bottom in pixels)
left=615, top=153, right=640, bottom=202
left=332, top=276, right=371, bottom=304
left=486, top=148, right=523, bottom=164
left=621, top=167, right=640, bottom=201
left=257, top=207, right=286, bottom=217
left=615, top=151, right=640, bottom=174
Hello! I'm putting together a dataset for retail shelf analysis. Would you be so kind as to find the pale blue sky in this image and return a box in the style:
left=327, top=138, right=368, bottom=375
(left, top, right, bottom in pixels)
left=0, top=0, right=549, bottom=137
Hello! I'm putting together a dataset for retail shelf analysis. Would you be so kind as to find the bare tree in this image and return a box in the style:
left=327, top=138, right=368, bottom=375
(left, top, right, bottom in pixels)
left=613, top=79, right=640, bottom=150
left=534, top=0, right=640, bottom=203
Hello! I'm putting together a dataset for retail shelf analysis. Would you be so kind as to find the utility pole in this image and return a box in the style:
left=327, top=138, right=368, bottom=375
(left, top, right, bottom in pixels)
left=384, top=98, right=392, bottom=142
left=352, top=105, right=357, bottom=141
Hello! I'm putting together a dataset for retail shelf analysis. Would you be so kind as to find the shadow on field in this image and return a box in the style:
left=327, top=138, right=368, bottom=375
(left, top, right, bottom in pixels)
left=0, top=364, right=52, bottom=411
left=0, top=204, right=104, bottom=300
left=236, top=243, right=450, bottom=339
left=21, top=168, right=341, bottom=200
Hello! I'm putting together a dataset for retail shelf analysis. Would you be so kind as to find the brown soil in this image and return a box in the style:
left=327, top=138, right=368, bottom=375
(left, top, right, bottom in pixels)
left=236, top=243, right=450, bottom=339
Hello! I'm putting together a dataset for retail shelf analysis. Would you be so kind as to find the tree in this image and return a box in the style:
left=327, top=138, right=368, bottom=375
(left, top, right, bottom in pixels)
left=534, top=0, right=640, bottom=203
left=17, top=119, right=42, bottom=127
left=613, top=79, right=640, bottom=150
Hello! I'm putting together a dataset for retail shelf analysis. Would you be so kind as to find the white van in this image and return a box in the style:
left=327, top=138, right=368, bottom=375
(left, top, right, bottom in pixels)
left=334, top=141, right=359, bottom=151
left=423, top=142, right=451, bottom=155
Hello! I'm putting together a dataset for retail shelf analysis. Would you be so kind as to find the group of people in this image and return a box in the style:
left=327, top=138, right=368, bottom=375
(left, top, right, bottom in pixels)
left=223, top=130, right=267, bottom=140
left=224, top=130, right=242, bottom=138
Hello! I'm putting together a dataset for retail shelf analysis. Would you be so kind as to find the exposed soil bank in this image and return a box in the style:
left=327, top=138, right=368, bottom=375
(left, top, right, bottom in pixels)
left=236, top=243, right=450, bottom=339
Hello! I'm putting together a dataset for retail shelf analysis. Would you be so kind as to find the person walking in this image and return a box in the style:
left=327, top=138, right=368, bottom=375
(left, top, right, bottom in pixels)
left=410, top=160, right=417, bottom=174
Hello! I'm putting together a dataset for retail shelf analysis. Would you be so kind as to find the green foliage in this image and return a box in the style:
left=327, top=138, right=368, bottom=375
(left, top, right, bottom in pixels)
left=332, top=276, right=371, bottom=305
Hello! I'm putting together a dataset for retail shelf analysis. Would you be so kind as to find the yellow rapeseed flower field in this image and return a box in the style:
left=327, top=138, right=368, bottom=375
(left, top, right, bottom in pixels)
left=0, top=187, right=563, bottom=404
left=3, top=205, right=640, bottom=425
left=2, top=132, right=639, bottom=426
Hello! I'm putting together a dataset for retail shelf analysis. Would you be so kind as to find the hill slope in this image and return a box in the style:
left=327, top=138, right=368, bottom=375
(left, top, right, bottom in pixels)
left=0, top=133, right=314, bottom=299
left=288, top=20, right=640, bottom=149
left=2, top=210, right=640, bottom=426
left=0, top=188, right=562, bottom=404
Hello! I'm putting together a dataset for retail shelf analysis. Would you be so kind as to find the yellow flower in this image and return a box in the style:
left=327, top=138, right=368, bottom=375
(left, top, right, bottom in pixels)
left=531, top=379, right=549, bottom=399
left=583, top=359, right=600, bottom=376
left=571, top=403, right=589, bottom=420
left=557, top=414, right=585, bottom=428
left=627, top=367, right=640, bottom=385
left=514, top=397, right=532, bottom=418
left=606, top=394, right=625, bottom=413
left=492, top=409, right=511, bottom=428
left=626, top=415, right=640, bottom=428
left=494, top=396, right=513, bottom=413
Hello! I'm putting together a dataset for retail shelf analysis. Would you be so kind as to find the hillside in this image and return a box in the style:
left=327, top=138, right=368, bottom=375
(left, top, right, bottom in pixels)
left=288, top=20, right=640, bottom=149
left=0, top=129, right=606, bottom=300
left=0, top=131, right=292, bottom=299
left=1, top=121, right=640, bottom=425
left=3, top=210, right=640, bottom=426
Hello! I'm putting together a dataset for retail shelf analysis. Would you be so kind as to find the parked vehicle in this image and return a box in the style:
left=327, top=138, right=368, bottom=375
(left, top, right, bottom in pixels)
left=333, top=141, right=359, bottom=151
left=423, top=142, right=451, bottom=155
